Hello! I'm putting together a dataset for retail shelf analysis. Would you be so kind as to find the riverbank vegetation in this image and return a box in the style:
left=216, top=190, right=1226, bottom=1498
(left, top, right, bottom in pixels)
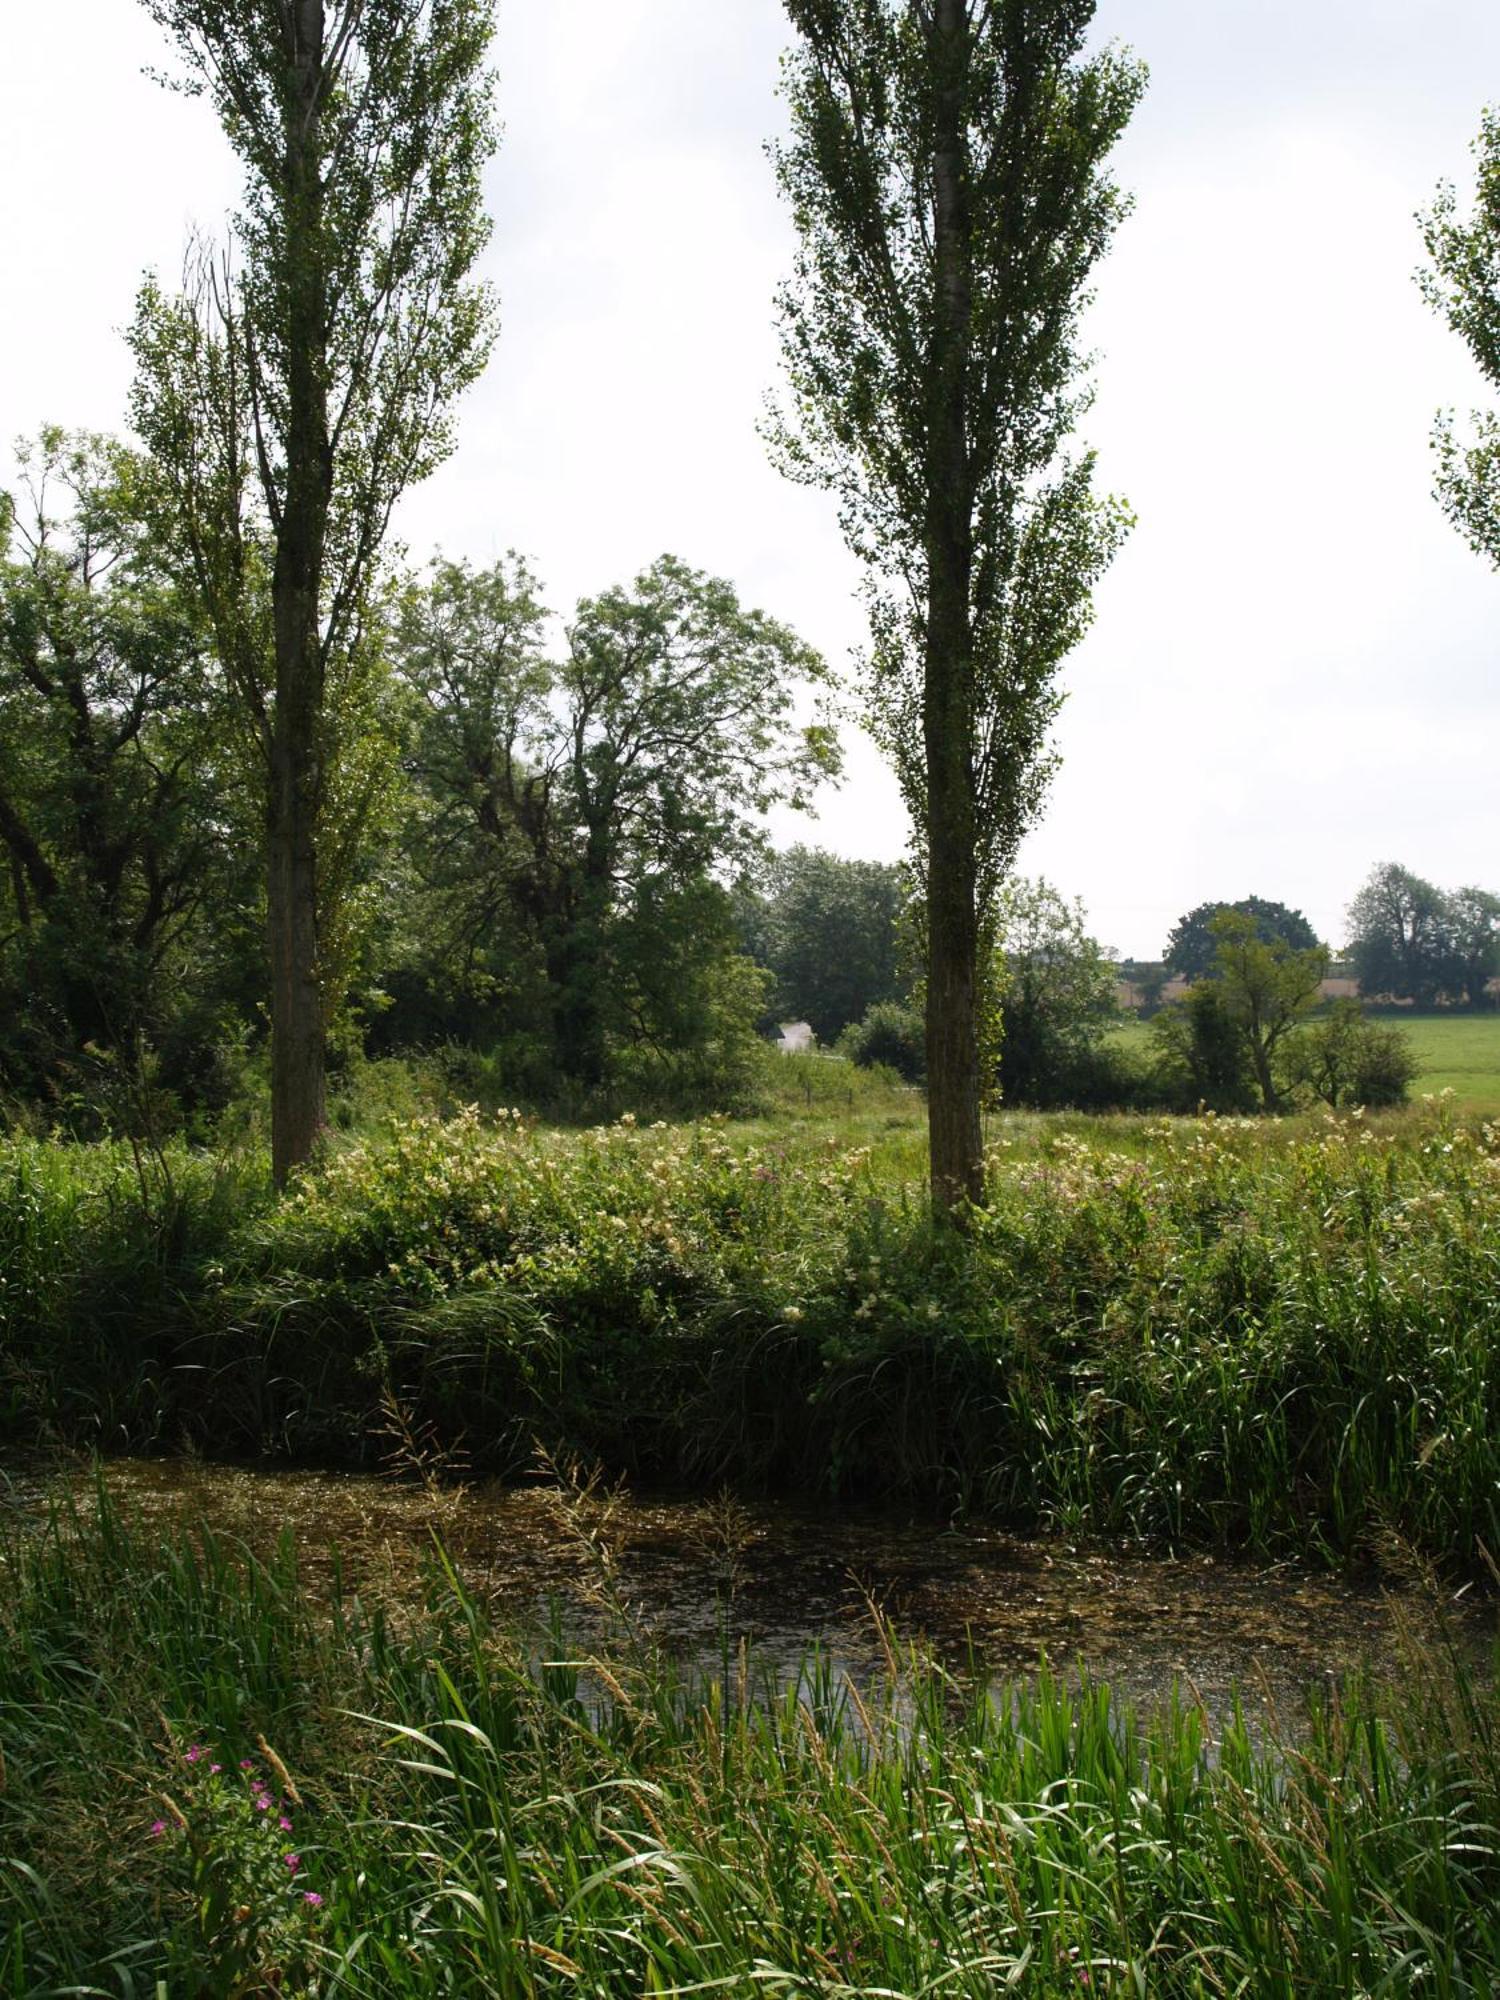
left=3, top=1484, right=1498, bottom=1996
left=5, top=1082, right=1498, bottom=1571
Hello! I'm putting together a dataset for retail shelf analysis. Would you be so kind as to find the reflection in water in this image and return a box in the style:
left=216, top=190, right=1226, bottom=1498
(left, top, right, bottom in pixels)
left=5, top=1455, right=1490, bottom=1726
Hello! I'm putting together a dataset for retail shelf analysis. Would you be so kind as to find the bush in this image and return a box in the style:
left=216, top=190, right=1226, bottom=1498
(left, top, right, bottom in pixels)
left=1023, top=1035, right=1157, bottom=1111
left=1149, top=982, right=1257, bottom=1112
left=992, top=878, right=1122, bottom=1107
left=8, top=1103, right=1500, bottom=1569
left=839, top=1000, right=926, bottom=1081
left=1284, top=1001, right=1419, bottom=1109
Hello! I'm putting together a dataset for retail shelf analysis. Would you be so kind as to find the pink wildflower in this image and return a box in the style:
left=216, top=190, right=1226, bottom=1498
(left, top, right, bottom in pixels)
left=149, top=1820, right=167, bottom=1838
left=185, top=1745, right=204, bottom=1763
left=303, top=1891, right=323, bottom=1907
left=279, top=1816, right=294, bottom=1831
left=284, top=1853, right=301, bottom=1873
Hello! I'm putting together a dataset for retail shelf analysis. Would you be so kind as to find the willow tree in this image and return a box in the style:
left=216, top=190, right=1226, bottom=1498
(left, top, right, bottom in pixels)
left=130, top=0, right=498, bottom=1184
left=769, top=0, right=1143, bottom=1211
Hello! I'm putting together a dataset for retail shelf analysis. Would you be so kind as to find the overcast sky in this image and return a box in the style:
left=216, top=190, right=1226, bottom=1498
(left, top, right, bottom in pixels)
left=3, top=1, right=1498, bottom=957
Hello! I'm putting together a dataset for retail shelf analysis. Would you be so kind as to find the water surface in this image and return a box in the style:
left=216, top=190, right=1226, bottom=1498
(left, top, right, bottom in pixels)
left=8, top=1455, right=1488, bottom=1725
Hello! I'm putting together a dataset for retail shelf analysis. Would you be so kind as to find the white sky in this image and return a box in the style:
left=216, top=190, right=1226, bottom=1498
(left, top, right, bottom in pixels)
left=3, top=1, right=1498, bottom=958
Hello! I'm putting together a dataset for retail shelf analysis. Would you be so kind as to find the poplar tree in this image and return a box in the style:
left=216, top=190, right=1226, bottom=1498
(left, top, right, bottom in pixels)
left=131, top=0, right=498, bottom=1184
left=769, top=0, right=1143, bottom=1210
left=1421, top=106, right=1500, bottom=573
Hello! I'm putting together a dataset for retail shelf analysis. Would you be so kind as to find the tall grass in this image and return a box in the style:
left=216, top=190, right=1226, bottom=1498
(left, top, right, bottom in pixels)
left=0, top=1136, right=266, bottom=1450
left=4, top=1099, right=1500, bottom=1565
left=3, top=1486, right=1499, bottom=1997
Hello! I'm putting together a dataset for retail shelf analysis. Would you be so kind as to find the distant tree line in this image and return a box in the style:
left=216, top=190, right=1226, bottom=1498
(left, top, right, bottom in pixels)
left=1122, top=870, right=1500, bottom=1018
left=1345, top=863, right=1500, bottom=1008
left=807, top=873, right=1423, bottom=1117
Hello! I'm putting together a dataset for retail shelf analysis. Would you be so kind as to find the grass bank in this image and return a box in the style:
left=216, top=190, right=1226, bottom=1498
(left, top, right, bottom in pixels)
left=4, top=1087, right=1499, bottom=1569
left=4, top=1487, right=1499, bottom=1996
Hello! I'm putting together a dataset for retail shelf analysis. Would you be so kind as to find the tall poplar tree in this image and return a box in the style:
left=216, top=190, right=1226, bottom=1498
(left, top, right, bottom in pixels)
left=769, top=0, right=1142, bottom=1211
left=1421, top=106, right=1500, bottom=574
left=131, top=0, right=498, bottom=1183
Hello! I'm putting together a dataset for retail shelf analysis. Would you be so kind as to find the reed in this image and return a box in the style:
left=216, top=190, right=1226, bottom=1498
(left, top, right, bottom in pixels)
left=2, top=1486, right=1498, bottom=1996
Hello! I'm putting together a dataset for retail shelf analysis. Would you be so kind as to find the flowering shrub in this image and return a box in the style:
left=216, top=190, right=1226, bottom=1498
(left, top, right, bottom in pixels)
left=153, top=1737, right=323, bottom=1990
left=270, top=1107, right=876, bottom=1308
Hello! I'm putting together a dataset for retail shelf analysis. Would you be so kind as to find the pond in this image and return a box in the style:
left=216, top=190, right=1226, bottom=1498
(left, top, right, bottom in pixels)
left=5, top=1454, right=1489, bottom=1727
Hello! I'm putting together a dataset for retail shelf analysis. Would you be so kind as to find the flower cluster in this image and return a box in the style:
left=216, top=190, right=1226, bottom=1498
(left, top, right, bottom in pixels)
left=151, top=1738, right=323, bottom=1982
left=266, top=1107, right=880, bottom=1318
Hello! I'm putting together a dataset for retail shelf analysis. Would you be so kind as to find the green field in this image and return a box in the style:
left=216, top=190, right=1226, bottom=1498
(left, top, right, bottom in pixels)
left=1112, top=1008, right=1500, bottom=1113
left=1392, top=1011, right=1500, bottom=1109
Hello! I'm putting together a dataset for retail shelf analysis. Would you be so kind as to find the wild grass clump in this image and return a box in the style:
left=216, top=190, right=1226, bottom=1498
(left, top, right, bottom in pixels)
left=4, top=1098, right=1500, bottom=1565
left=3, top=1489, right=1499, bottom=1996
left=0, top=1135, right=265, bottom=1449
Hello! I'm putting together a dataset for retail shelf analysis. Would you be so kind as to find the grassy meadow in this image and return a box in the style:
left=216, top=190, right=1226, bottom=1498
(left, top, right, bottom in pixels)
left=1392, top=1012, right=1500, bottom=1109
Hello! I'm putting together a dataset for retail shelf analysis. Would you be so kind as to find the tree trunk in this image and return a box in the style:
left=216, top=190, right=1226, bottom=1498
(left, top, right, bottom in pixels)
left=924, top=0, right=984, bottom=1215
left=552, top=838, right=611, bottom=1090
left=267, top=730, right=324, bottom=1184
left=925, top=777, right=983, bottom=1207
left=269, top=0, right=332, bottom=1188
left=1250, top=1035, right=1278, bottom=1114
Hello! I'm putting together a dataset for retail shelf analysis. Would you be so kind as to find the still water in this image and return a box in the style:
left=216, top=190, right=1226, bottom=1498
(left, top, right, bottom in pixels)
left=10, top=1454, right=1488, bottom=1726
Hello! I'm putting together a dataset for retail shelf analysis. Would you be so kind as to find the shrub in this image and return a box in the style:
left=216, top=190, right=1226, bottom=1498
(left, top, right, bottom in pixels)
left=8, top=1101, right=1500, bottom=1569
left=1149, top=982, right=1257, bottom=1111
left=993, top=877, right=1122, bottom=1106
left=839, top=1000, right=926, bottom=1081
left=1284, top=1000, right=1419, bottom=1109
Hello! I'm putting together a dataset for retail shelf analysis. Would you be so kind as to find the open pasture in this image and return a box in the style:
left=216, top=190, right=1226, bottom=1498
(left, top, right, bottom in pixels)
left=1392, top=1010, right=1500, bottom=1110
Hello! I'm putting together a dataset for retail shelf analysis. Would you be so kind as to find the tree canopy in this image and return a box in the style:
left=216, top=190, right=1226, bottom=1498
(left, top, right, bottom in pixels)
left=389, top=553, right=837, bottom=1093
left=1165, top=897, right=1319, bottom=982
left=1421, top=105, right=1500, bottom=572
left=1207, top=909, right=1328, bottom=1113
left=993, top=877, right=1120, bottom=1108
left=0, top=429, right=254, bottom=1109
left=749, top=846, right=908, bottom=1043
left=1346, top=862, right=1500, bottom=1007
